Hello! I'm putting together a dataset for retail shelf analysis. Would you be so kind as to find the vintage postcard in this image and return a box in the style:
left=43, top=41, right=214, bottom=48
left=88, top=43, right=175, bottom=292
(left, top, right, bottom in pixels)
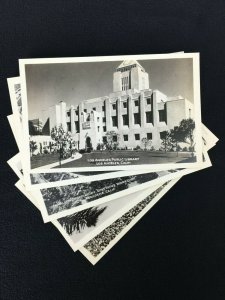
left=19, top=53, right=203, bottom=181
left=7, top=77, right=182, bottom=190
left=15, top=179, right=161, bottom=252
left=28, top=150, right=211, bottom=223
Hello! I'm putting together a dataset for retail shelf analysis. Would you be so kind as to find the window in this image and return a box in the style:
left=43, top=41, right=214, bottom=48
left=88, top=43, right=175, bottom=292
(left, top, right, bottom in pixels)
left=112, top=103, right=116, bottom=110
left=93, top=107, right=96, bottom=111
left=146, top=111, right=153, bottom=123
left=147, top=133, right=152, bottom=140
left=67, top=123, right=71, bottom=132
left=134, top=113, right=140, bottom=125
left=97, top=126, right=100, bottom=132
left=113, top=135, right=117, bottom=142
left=84, top=109, right=87, bottom=113
left=112, top=116, right=117, bottom=127
left=102, top=117, right=106, bottom=122
left=67, top=111, right=71, bottom=117
left=103, top=126, right=106, bottom=132
left=134, top=100, right=139, bottom=106
left=75, top=121, right=79, bottom=132
left=146, top=98, right=151, bottom=105
left=135, top=134, right=140, bottom=140
left=102, top=106, right=105, bottom=111
left=123, top=102, right=127, bottom=108
left=103, top=136, right=107, bottom=143
left=122, top=114, right=128, bottom=126
left=123, top=135, right=128, bottom=141
left=97, top=117, right=100, bottom=122
left=159, top=110, right=166, bottom=122
left=75, top=110, right=79, bottom=116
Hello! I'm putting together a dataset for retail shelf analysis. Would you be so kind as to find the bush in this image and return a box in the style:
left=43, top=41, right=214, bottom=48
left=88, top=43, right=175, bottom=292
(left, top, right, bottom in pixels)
left=86, top=148, right=92, bottom=153
left=134, top=145, right=141, bottom=150
left=79, top=149, right=86, bottom=154
left=182, top=147, right=188, bottom=152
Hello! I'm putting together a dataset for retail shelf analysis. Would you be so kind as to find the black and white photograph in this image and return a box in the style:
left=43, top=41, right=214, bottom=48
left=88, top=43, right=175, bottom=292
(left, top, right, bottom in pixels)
left=1, top=2, right=224, bottom=298
left=19, top=53, right=202, bottom=177
left=34, top=149, right=211, bottom=222
left=16, top=179, right=160, bottom=252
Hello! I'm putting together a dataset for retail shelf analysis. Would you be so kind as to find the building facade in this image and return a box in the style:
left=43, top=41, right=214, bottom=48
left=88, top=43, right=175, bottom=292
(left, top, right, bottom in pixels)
left=38, top=60, right=193, bottom=150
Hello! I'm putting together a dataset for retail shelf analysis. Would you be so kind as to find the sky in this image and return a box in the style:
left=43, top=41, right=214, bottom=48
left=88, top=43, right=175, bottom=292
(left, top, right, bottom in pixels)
left=25, top=58, right=194, bottom=120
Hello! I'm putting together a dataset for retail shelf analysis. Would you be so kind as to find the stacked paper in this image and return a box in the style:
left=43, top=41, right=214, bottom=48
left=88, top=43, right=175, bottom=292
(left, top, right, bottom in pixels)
left=7, top=53, right=218, bottom=264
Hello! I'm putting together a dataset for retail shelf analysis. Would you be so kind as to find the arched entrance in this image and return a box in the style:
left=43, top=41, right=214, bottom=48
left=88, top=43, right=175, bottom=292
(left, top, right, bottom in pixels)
left=85, top=136, right=92, bottom=152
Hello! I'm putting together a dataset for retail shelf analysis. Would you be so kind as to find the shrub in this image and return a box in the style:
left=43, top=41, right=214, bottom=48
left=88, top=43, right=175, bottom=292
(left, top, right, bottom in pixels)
left=79, top=149, right=86, bottom=154
left=182, top=147, right=188, bottom=152
left=134, top=145, right=141, bottom=150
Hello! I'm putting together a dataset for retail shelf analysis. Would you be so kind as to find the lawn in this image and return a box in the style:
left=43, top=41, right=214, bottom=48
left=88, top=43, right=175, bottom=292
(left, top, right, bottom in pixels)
left=58, top=150, right=196, bottom=168
left=31, top=153, right=60, bottom=169
left=30, top=150, right=196, bottom=169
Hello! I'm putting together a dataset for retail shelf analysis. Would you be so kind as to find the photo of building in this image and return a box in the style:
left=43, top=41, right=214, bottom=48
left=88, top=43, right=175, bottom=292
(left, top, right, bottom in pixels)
left=34, top=60, right=193, bottom=151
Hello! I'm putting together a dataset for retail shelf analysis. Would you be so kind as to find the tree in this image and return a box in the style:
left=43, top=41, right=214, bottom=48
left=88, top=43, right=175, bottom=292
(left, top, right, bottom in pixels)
left=51, top=124, right=73, bottom=166
left=30, top=140, right=38, bottom=157
left=105, top=131, right=120, bottom=152
left=160, top=131, right=172, bottom=152
left=170, top=126, right=183, bottom=156
left=58, top=206, right=107, bottom=235
left=141, top=137, right=152, bottom=151
left=177, top=118, right=195, bottom=155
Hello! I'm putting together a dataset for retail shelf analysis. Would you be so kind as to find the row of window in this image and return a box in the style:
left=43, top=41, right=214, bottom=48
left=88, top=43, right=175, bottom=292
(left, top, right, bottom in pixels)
left=102, top=133, right=153, bottom=143
left=69, top=110, right=165, bottom=131
left=116, top=64, right=137, bottom=73
left=111, top=111, right=153, bottom=126
left=111, top=98, right=151, bottom=110
left=66, top=98, right=152, bottom=116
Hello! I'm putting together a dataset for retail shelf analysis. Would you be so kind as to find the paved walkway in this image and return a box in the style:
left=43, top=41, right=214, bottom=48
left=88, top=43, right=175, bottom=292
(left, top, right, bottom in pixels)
left=32, top=153, right=82, bottom=170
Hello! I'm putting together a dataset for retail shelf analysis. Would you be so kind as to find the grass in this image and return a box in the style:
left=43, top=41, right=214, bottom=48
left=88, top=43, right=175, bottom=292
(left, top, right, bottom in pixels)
left=31, top=153, right=60, bottom=169
left=30, top=150, right=196, bottom=169
left=57, top=150, right=196, bottom=168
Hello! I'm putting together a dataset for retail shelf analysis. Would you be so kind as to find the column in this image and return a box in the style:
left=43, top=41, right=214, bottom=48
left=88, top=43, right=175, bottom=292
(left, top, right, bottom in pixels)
left=70, top=105, right=75, bottom=134
left=117, top=97, right=122, bottom=130
left=105, top=98, right=111, bottom=131
left=128, top=95, right=134, bottom=128
left=140, top=92, right=145, bottom=127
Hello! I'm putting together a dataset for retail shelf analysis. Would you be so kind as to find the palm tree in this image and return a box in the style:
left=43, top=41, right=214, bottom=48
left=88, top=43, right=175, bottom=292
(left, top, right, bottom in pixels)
left=58, top=206, right=107, bottom=235
left=30, top=140, right=38, bottom=157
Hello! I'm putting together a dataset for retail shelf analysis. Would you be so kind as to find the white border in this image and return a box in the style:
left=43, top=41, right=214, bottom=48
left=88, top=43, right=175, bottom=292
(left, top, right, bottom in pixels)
left=19, top=53, right=203, bottom=183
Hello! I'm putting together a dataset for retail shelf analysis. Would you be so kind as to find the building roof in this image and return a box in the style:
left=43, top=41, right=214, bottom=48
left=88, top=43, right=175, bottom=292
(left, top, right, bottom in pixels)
left=117, top=60, right=145, bottom=71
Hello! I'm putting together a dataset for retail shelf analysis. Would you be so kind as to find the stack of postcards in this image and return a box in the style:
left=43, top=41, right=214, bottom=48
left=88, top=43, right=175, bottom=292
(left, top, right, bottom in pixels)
left=7, top=53, right=218, bottom=265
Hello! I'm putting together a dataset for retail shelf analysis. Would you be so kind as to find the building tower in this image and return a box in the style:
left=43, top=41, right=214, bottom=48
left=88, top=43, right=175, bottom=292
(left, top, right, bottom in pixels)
left=113, top=60, right=149, bottom=92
